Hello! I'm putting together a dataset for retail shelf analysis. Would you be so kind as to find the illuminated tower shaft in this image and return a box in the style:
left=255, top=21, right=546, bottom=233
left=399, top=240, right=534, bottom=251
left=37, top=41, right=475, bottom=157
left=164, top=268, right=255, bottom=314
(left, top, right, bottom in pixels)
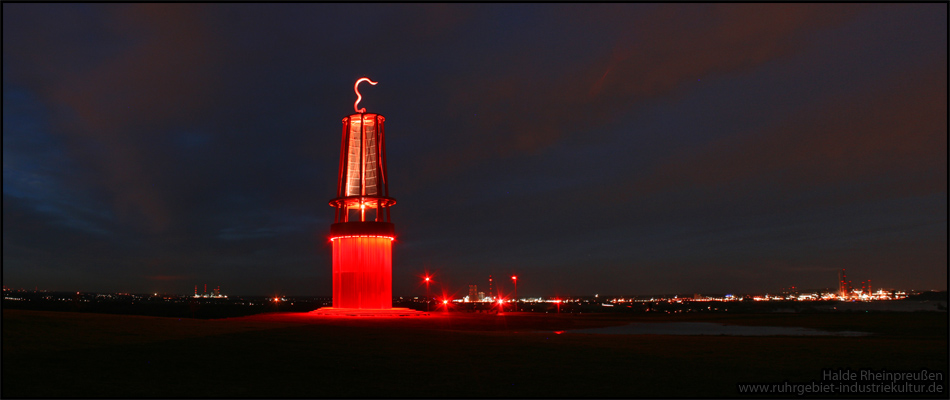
left=329, top=112, right=396, bottom=309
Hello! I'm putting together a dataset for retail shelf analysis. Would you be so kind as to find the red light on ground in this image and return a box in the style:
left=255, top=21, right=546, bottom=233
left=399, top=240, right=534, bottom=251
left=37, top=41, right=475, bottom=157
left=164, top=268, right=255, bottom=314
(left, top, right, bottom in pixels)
left=554, top=331, right=564, bottom=335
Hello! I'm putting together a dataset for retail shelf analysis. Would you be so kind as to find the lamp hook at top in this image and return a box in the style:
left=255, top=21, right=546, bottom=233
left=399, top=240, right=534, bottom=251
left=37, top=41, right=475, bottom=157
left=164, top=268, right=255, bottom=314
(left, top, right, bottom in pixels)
left=354, top=77, right=378, bottom=114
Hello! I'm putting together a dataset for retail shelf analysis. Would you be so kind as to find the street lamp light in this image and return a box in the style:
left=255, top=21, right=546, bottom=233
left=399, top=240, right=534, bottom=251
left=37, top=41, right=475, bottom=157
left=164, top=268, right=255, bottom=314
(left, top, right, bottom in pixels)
left=424, top=276, right=431, bottom=312
left=511, top=275, right=517, bottom=311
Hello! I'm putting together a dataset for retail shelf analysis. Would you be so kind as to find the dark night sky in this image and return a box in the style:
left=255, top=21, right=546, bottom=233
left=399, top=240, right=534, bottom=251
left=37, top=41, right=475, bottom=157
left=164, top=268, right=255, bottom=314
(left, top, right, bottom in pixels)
left=3, top=4, right=946, bottom=297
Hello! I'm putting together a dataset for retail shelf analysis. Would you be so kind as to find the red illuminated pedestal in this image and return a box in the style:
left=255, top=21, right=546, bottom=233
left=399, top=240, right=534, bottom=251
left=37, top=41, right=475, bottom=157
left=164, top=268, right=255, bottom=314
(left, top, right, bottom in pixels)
left=330, top=223, right=393, bottom=309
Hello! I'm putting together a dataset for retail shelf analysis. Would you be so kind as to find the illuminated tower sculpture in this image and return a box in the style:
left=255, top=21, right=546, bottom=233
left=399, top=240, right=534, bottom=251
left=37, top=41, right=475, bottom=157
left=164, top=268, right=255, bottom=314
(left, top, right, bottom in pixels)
left=328, top=78, right=396, bottom=309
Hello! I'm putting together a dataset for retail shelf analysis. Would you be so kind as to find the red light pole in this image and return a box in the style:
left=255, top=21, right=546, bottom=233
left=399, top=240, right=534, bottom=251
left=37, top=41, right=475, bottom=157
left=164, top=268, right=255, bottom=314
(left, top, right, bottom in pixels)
left=511, top=275, right=517, bottom=311
left=424, top=276, right=431, bottom=311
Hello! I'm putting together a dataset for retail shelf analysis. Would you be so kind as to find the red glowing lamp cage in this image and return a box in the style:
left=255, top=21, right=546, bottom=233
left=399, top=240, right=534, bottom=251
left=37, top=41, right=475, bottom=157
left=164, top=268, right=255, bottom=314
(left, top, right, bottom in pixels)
left=330, top=113, right=395, bottom=223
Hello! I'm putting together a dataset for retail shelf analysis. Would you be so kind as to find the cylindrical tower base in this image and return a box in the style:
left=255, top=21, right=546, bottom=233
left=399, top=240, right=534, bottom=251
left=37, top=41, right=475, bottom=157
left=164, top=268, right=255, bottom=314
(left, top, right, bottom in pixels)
left=331, top=235, right=392, bottom=309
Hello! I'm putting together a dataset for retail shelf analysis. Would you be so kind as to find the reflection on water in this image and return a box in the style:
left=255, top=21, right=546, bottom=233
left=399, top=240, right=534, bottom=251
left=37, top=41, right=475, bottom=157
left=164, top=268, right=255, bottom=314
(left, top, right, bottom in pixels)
left=569, top=322, right=870, bottom=336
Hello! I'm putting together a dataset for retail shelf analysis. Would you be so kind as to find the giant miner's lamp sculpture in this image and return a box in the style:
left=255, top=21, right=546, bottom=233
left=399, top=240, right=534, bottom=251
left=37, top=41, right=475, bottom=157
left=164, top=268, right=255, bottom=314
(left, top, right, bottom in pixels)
left=312, top=78, right=426, bottom=316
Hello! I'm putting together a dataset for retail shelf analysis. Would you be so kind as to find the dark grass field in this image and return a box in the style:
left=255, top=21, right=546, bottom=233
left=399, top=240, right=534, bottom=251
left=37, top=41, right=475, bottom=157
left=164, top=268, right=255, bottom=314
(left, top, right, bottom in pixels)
left=2, top=309, right=947, bottom=398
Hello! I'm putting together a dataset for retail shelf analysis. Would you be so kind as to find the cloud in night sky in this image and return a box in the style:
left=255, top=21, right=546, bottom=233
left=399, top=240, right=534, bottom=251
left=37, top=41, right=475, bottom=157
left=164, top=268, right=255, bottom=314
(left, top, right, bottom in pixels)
left=3, top=3, right=946, bottom=296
